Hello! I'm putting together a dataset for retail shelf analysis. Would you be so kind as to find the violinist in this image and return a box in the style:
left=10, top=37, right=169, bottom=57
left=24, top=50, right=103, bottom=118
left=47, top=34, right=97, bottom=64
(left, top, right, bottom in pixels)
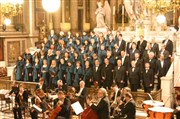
left=35, top=78, right=47, bottom=93
left=30, top=88, right=50, bottom=119
left=87, top=88, right=110, bottom=119
left=55, top=80, right=68, bottom=94
left=50, top=91, right=71, bottom=119
left=75, top=81, right=87, bottom=108
left=13, top=84, right=28, bottom=119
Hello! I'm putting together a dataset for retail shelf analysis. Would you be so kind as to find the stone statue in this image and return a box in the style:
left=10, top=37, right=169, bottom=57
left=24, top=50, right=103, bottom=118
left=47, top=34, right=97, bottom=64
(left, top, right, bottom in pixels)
left=95, top=1, right=111, bottom=28
left=95, top=2, right=106, bottom=28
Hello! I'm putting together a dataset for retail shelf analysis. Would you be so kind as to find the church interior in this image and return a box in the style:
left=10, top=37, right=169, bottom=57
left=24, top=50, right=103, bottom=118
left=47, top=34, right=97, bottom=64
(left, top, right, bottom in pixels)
left=0, top=0, right=180, bottom=119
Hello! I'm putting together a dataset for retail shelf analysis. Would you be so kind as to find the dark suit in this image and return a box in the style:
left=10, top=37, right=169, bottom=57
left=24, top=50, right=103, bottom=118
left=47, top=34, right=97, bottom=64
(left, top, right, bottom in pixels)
left=120, top=99, right=136, bottom=119
left=76, top=87, right=87, bottom=108
left=126, top=42, right=133, bottom=55
left=116, top=40, right=126, bottom=52
left=128, top=67, right=141, bottom=92
left=13, top=90, right=28, bottom=119
left=55, top=84, right=68, bottom=94
left=151, top=43, right=159, bottom=57
left=162, top=39, right=173, bottom=55
left=30, top=95, right=50, bottom=119
left=101, top=64, right=114, bottom=89
left=137, top=40, right=147, bottom=57
left=155, top=59, right=170, bottom=90
left=142, top=68, right=154, bottom=93
left=91, top=96, right=110, bottom=119
left=53, top=97, right=71, bottom=119
left=92, top=65, right=102, bottom=87
left=129, top=49, right=140, bottom=61
left=114, top=66, right=126, bottom=89
left=35, top=84, right=47, bottom=93
left=158, top=50, right=169, bottom=60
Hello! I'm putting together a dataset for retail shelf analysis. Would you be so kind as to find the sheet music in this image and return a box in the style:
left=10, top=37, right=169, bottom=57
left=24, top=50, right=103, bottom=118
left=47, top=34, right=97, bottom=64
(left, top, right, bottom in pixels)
left=71, top=101, right=84, bottom=115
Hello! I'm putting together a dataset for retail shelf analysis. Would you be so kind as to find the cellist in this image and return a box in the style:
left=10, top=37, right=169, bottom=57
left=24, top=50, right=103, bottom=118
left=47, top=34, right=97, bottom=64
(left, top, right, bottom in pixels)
left=50, top=91, right=71, bottom=119
left=30, top=88, right=50, bottom=119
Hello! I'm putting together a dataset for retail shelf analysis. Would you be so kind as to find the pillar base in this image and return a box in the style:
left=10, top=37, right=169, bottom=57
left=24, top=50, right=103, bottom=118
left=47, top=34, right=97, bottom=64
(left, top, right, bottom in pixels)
left=60, top=23, right=71, bottom=32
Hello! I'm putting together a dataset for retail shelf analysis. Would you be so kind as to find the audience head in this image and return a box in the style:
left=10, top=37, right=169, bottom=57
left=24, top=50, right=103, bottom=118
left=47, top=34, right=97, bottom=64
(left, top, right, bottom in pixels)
left=117, top=59, right=122, bottom=66
left=98, top=88, right=108, bottom=98
left=57, top=91, right=65, bottom=99
left=50, top=30, right=55, bottom=35
left=135, top=53, right=140, bottom=59
left=148, top=52, right=155, bottom=59
left=122, top=87, right=131, bottom=95
left=131, top=60, right=136, bottom=67
left=57, top=80, right=63, bottom=86
left=145, top=62, right=150, bottom=69
left=132, top=43, right=137, bottom=49
left=39, top=78, right=44, bottom=85
left=95, top=59, right=100, bottom=66
left=104, top=58, right=109, bottom=65
left=79, top=81, right=85, bottom=88
left=121, top=50, right=125, bottom=57
left=124, top=92, right=133, bottom=102
left=160, top=54, right=165, bottom=60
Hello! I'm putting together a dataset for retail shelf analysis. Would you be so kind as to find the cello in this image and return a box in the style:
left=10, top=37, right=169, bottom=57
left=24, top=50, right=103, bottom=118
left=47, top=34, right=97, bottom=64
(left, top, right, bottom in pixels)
left=49, top=99, right=63, bottom=119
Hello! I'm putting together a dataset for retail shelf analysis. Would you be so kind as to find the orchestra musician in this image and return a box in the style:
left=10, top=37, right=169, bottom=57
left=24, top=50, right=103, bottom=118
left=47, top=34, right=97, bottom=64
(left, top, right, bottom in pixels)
left=118, top=92, right=136, bottom=119
left=35, top=78, right=47, bottom=93
left=110, top=84, right=121, bottom=116
left=13, top=84, right=28, bottom=119
left=87, top=88, right=110, bottom=119
left=9, top=81, right=19, bottom=96
left=55, top=80, right=68, bottom=94
left=50, top=91, right=71, bottom=119
left=30, top=88, right=50, bottom=119
left=75, top=80, right=87, bottom=108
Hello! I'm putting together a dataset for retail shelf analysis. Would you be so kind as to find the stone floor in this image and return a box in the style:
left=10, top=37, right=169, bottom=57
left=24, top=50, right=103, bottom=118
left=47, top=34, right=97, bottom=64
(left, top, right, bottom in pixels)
left=0, top=99, right=149, bottom=119
left=0, top=109, right=148, bottom=119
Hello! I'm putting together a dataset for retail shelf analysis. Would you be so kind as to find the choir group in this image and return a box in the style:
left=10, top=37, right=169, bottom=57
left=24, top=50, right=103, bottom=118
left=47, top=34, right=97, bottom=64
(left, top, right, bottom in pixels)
left=15, top=30, right=173, bottom=92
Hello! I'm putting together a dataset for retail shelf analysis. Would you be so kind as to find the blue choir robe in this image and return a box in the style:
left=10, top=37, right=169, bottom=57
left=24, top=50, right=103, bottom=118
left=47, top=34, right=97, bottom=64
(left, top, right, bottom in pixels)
left=32, top=63, right=41, bottom=82
left=23, top=53, right=33, bottom=63
left=56, top=44, right=62, bottom=51
left=39, top=55, right=47, bottom=68
left=44, top=41, right=50, bottom=53
left=48, top=34, right=58, bottom=43
left=89, top=35, right=98, bottom=42
left=41, top=66, right=49, bottom=85
left=24, top=63, right=33, bottom=82
left=105, top=41, right=115, bottom=51
left=74, top=44, right=81, bottom=52
left=82, top=35, right=89, bottom=43
left=47, top=55, right=55, bottom=67
left=98, top=49, right=107, bottom=63
left=81, top=58, right=92, bottom=69
left=107, top=56, right=115, bottom=66
left=49, top=66, right=59, bottom=86
left=66, top=65, right=74, bottom=86
left=87, top=51, right=94, bottom=59
left=83, top=67, right=92, bottom=87
left=15, top=60, right=25, bottom=81
left=60, top=48, right=66, bottom=54
left=58, top=63, right=66, bottom=83
left=74, top=67, right=83, bottom=87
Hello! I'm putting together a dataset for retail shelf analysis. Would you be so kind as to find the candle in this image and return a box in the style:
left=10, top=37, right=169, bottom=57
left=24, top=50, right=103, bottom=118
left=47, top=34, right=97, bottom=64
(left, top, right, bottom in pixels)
left=113, top=6, right=115, bottom=15
left=122, top=5, right=124, bottom=15
left=131, top=5, right=133, bottom=14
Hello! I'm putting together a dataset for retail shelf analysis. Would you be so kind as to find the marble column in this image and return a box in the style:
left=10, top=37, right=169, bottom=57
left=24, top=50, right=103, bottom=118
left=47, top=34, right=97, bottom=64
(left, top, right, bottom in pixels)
left=82, top=0, right=90, bottom=31
left=90, top=0, right=97, bottom=29
left=60, top=0, right=71, bottom=31
left=70, top=0, right=78, bottom=31
left=53, top=7, right=61, bottom=33
left=161, top=76, right=174, bottom=108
